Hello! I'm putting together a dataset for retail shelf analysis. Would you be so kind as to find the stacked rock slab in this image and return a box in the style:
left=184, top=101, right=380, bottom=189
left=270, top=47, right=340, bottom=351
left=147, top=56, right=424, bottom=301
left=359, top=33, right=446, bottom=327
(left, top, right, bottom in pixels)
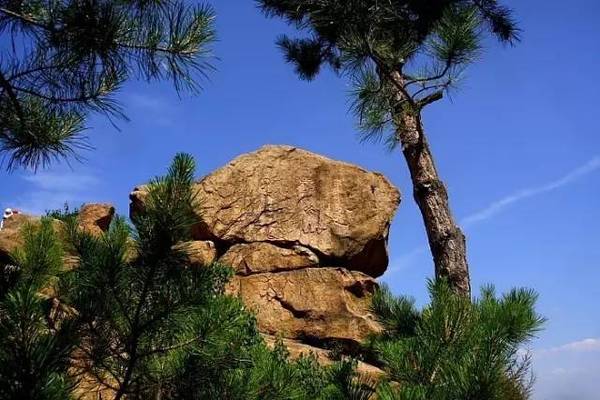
left=131, top=145, right=401, bottom=369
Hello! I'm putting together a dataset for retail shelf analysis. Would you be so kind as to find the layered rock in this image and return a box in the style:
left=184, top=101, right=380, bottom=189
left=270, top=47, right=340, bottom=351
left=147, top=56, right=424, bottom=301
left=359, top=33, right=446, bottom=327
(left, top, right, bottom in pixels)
left=131, top=145, right=401, bottom=369
left=220, top=242, right=319, bottom=275
left=226, top=268, right=381, bottom=348
left=131, top=145, right=400, bottom=277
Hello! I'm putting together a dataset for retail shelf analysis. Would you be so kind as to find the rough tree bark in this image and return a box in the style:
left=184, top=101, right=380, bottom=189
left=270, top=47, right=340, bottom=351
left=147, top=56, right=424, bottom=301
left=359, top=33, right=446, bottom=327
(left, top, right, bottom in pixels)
left=387, top=71, right=471, bottom=296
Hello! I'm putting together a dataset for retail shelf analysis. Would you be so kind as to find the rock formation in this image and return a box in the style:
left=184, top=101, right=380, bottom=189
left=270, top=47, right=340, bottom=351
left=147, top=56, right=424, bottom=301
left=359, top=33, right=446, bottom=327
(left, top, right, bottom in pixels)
left=131, top=145, right=401, bottom=372
left=131, top=145, right=399, bottom=277
left=0, top=204, right=114, bottom=263
left=0, top=146, right=400, bottom=380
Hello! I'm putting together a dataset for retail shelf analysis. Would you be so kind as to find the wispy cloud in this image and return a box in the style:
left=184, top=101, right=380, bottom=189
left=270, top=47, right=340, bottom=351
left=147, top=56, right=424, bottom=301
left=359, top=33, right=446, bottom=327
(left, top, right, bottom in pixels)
left=461, top=156, right=600, bottom=227
left=541, top=338, right=600, bottom=354
left=22, top=172, right=99, bottom=192
left=389, top=157, right=600, bottom=272
left=387, top=246, right=429, bottom=274
left=16, top=171, right=100, bottom=214
left=532, top=337, right=600, bottom=400
left=126, top=93, right=175, bottom=127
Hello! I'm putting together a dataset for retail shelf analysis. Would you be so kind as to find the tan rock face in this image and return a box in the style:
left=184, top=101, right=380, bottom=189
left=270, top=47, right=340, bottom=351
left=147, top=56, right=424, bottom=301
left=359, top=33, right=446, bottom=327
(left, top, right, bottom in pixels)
left=0, top=214, right=39, bottom=260
left=131, top=145, right=400, bottom=277
left=227, top=267, right=381, bottom=347
left=175, top=240, right=218, bottom=268
left=129, top=145, right=400, bottom=373
left=0, top=204, right=114, bottom=263
left=77, top=203, right=115, bottom=236
left=219, top=242, right=319, bottom=275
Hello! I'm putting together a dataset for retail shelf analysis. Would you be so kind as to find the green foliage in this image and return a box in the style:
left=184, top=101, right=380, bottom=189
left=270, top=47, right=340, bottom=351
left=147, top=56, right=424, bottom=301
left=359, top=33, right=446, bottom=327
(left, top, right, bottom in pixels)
left=0, top=1, right=216, bottom=170
left=0, top=218, right=77, bottom=400
left=258, top=0, right=519, bottom=144
left=61, top=153, right=242, bottom=398
left=369, top=280, right=545, bottom=400
left=178, top=340, right=375, bottom=400
left=0, top=153, right=376, bottom=399
left=0, top=153, right=545, bottom=400
left=46, top=202, right=80, bottom=222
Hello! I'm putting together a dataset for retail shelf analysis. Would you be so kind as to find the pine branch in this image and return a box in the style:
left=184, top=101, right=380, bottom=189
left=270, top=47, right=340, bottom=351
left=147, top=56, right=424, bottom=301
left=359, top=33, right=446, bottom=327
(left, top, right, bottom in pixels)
left=0, top=7, right=50, bottom=31
left=0, top=70, right=26, bottom=130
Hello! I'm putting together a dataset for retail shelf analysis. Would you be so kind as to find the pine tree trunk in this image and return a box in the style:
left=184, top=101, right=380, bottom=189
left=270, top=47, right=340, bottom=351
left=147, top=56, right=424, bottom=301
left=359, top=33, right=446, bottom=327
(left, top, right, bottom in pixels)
left=389, top=72, right=471, bottom=295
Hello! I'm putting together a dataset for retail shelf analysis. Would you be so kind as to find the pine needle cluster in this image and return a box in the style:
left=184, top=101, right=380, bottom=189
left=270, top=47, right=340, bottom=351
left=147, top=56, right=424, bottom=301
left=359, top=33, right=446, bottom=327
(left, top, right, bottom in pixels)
left=0, top=1, right=216, bottom=170
left=369, top=280, right=545, bottom=400
left=0, top=218, right=77, bottom=399
left=258, top=0, right=518, bottom=147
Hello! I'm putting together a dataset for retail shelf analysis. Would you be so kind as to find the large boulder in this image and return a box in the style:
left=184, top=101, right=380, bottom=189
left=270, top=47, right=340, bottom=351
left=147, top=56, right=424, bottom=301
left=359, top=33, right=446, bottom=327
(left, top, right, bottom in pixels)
left=131, top=145, right=400, bottom=277
left=226, top=267, right=381, bottom=348
left=77, top=203, right=115, bottom=236
left=219, top=242, right=319, bottom=275
left=129, top=146, right=399, bottom=373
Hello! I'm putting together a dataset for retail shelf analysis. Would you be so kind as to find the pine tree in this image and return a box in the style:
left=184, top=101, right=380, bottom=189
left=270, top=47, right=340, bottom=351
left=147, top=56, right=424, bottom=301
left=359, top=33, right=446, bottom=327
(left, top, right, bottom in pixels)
left=0, top=1, right=215, bottom=171
left=0, top=218, right=77, bottom=400
left=369, top=280, right=545, bottom=400
left=258, top=0, right=520, bottom=295
left=0, top=152, right=376, bottom=399
left=60, top=153, right=260, bottom=399
left=177, top=340, right=376, bottom=400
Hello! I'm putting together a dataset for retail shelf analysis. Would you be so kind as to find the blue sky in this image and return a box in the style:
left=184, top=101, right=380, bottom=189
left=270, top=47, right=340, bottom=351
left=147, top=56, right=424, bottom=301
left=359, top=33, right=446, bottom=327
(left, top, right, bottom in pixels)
left=2, top=1, right=599, bottom=398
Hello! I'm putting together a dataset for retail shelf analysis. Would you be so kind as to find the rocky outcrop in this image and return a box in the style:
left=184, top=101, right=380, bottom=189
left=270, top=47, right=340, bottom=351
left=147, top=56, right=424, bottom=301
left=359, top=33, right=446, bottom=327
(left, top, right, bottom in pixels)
left=226, top=268, right=381, bottom=348
left=0, top=204, right=115, bottom=263
left=131, top=145, right=400, bottom=277
left=2, top=143, right=401, bottom=385
left=219, top=242, right=319, bottom=275
left=77, top=203, right=115, bottom=236
left=131, top=145, right=401, bottom=370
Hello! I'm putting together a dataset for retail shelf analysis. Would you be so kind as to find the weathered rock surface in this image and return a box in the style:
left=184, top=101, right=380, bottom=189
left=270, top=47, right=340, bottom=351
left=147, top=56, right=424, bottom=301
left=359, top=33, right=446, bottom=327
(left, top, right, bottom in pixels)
left=77, top=203, right=115, bottom=236
left=176, top=240, right=218, bottom=268
left=0, top=204, right=115, bottom=263
left=131, top=145, right=400, bottom=277
left=129, top=146, right=400, bottom=373
left=0, top=214, right=42, bottom=261
left=226, top=267, right=381, bottom=348
left=219, top=242, right=319, bottom=275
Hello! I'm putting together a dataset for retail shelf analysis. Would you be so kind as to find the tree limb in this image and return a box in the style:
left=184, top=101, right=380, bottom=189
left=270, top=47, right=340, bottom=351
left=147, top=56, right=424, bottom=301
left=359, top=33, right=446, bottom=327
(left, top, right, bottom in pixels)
left=0, top=7, right=50, bottom=31
left=0, top=70, right=27, bottom=133
left=417, top=90, right=444, bottom=108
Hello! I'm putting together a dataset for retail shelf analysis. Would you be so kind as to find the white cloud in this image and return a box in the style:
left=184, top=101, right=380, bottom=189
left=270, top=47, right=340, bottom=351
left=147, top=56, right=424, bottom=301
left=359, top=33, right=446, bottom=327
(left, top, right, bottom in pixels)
left=542, top=338, right=600, bottom=354
left=126, top=93, right=174, bottom=126
left=16, top=171, right=100, bottom=214
left=387, top=245, right=428, bottom=274
left=127, top=93, right=167, bottom=111
left=532, top=338, right=600, bottom=400
left=391, top=156, right=600, bottom=269
left=22, top=171, right=99, bottom=192
left=461, top=156, right=600, bottom=227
